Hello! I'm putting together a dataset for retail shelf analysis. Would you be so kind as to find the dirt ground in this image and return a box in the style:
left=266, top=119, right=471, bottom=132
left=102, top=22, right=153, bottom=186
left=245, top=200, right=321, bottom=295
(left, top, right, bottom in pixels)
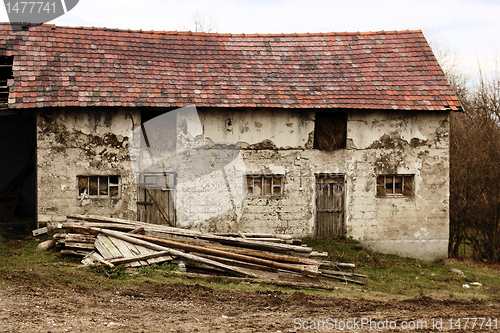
left=1, top=281, right=499, bottom=333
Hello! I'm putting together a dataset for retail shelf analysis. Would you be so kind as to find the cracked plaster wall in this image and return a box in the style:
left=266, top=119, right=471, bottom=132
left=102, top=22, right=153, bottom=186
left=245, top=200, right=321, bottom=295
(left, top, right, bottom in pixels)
left=343, top=110, right=450, bottom=260
left=37, top=108, right=138, bottom=225
left=197, top=108, right=450, bottom=260
left=36, top=107, right=449, bottom=260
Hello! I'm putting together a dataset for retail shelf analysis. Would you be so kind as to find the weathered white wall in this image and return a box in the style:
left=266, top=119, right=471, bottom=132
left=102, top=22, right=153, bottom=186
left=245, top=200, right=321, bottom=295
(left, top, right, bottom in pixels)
left=196, top=108, right=450, bottom=261
left=37, top=108, right=138, bottom=224
left=37, top=106, right=449, bottom=261
left=200, top=108, right=314, bottom=149
left=343, top=111, right=450, bottom=261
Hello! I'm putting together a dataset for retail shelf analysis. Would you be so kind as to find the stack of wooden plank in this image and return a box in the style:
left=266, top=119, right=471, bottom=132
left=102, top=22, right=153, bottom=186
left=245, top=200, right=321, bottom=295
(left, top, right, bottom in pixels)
left=54, top=214, right=366, bottom=289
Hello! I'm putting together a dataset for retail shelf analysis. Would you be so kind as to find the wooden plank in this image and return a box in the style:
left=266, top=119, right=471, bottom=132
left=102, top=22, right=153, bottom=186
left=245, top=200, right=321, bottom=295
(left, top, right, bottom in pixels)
left=96, top=235, right=122, bottom=259
left=64, top=234, right=97, bottom=243
left=64, top=242, right=96, bottom=250
left=90, top=251, right=104, bottom=261
left=67, top=215, right=312, bottom=254
left=63, top=222, right=137, bottom=230
left=134, top=244, right=168, bottom=265
left=84, top=252, right=114, bottom=268
left=194, top=253, right=278, bottom=273
left=122, top=241, right=151, bottom=266
left=128, top=227, right=145, bottom=234
left=309, top=251, right=329, bottom=258
left=127, top=234, right=320, bottom=277
left=68, top=225, right=324, bottom=266
left=108, top=236, right=142, bottom=267
left=320, top=269, right=367, bottom=278
left=60, top=249, right=91, bottom=256
left=32, top=227, right=48, bottom=236
left=81, top=252, right=95, bottom=266
left=94, top=236, right=115, bottom=260
left=244, top=237, right=285, bottom=243
left=319, top=261, right=356, bottom=272
left=94, top=228, right=264, bottom=278
left=214, top=232, right=293, bottom=240
left=125, top=243, right=152, bottom=265
left=146, top=237, right=323, bottom=266
left=169, top=271, right=339, bottom=291
left=320, top=273, right=365, bottom=285
left=109, top=251, right=172, bottom=265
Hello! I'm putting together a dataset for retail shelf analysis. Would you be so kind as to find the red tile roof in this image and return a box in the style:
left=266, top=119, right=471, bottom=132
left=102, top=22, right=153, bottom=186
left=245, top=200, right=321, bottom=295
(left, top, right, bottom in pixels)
left=0, top=24, right=461, bottom=111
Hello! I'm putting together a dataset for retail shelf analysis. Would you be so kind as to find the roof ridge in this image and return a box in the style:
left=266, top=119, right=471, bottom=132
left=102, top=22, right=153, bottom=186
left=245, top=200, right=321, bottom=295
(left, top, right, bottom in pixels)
left=0, top=23, right=422, bottom=38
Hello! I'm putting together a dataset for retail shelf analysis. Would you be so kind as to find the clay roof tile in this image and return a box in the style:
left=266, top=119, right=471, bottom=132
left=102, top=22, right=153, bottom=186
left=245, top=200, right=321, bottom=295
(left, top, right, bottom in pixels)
left=0, top=24, right=460, bottom=111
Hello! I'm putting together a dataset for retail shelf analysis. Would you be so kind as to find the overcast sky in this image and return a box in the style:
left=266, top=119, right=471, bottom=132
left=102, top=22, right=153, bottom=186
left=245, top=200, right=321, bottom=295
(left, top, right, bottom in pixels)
left=1, top=0, right=499, bottom=78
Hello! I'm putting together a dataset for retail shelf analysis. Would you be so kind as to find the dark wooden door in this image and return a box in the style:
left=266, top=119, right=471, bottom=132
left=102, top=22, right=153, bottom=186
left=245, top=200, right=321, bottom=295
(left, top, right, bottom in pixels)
left=315, top=175, right=345, bottom=237
left=137, top=172, right=176, bottom=226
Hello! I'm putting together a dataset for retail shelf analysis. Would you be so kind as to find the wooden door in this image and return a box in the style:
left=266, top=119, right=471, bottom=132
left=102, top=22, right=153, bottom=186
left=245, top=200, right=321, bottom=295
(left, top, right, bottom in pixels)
left=137, top=172, right=176, bottom=226
left=315, top=175, right=345, bottom=237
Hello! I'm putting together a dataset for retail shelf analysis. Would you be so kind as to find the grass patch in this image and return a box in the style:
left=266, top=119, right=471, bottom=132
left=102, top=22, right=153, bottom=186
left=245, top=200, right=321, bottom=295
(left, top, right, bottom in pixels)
left=304, top=236, right=500, bottom=300
left=0, top=231, right=498, bottom=300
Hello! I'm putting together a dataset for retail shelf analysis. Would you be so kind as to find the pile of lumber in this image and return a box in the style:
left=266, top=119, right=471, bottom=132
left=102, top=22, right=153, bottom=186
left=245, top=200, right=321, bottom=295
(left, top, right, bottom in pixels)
left=53, top=215, right=366, bottom=289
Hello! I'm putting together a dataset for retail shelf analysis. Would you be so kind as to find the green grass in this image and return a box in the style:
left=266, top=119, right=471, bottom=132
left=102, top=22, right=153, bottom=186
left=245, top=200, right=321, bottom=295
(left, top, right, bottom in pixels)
left=0, top=231, right=498, bottom=300
left=304, top=236, right=500, bottom=300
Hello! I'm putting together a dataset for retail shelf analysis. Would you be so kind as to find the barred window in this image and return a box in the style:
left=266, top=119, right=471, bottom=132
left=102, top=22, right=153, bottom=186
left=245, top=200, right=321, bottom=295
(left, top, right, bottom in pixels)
left=78, top=176, right=121, bottom=198
left=246, top=175, right=283, bottom=197
left=376, top=175, right=414, bottom=197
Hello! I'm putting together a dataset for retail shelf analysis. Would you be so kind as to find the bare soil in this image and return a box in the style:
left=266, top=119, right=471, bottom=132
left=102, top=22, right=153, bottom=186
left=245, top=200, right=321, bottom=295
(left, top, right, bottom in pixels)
left=1, top=281, right=499, bottom=332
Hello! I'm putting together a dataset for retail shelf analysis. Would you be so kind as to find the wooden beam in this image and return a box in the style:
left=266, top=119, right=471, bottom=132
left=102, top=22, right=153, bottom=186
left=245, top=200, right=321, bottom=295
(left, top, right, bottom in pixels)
left=93, top=228, right=263, bottom=278
left=126, top=234, right=320, bottom=277
left=61, top=221, right=329, bottom=266
left=128, top=227, right=145, bottom=234
left=109, top=251, right=172, bottom=265
left=67, top=215, right=312, bottom=254
left=214, top=232, right=293, bottom=240
left=319, top=269, right=367, bottom=279
left=169, top=271, right=337, bottom=291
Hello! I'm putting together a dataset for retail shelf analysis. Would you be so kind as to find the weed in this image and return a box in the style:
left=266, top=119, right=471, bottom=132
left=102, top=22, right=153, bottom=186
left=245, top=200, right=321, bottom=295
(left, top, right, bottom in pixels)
left=93, top=264, right=129, bottom=280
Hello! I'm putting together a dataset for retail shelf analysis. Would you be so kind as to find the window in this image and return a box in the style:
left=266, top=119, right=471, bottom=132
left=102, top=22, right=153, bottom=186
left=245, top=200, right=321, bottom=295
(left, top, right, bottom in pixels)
left=0, top=56, right=13, bottom=109
left=313, top=112, right=347, bottom=151
left=246, top=175, right=283, bottom=197
left=141, top=172, right=176, bottom=190
left=376, top=175, right=413, bottom=197
left=78, top=176, right=121, bottom=198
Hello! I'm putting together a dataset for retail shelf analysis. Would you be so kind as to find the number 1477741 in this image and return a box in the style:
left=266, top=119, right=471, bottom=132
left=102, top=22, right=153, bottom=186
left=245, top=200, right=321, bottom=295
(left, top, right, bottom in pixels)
left=6, top=2, right=56, bottom=14
left=448, top=318, right=497, bottom=330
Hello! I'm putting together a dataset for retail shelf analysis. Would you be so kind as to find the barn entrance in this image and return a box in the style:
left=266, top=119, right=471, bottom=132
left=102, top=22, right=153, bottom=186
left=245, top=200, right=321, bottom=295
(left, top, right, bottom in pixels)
left=315, top=174, right=345, bottom=237
left=136, top=110, right=178, bottom=226
left=0, top=111, right=37, bottom=230
left=136, top=172, right=176, bottom=226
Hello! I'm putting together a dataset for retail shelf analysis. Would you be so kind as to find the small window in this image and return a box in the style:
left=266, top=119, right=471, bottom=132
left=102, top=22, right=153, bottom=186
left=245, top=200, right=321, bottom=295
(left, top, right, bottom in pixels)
left=0, top=56, right=13, bottom=109
left=246, top=175, right=283, bottom=197
left=141, top=172, right=176, bottom=190
left=313, top=112, right=347, bottom=151
left=376, top=175, right=413, bottom=197
left=78, top=176, right=121, bottom=198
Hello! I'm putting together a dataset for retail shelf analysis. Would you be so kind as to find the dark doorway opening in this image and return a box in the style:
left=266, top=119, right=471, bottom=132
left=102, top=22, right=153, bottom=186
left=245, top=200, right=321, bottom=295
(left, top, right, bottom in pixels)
left=0, top=111, right=37, bottom=231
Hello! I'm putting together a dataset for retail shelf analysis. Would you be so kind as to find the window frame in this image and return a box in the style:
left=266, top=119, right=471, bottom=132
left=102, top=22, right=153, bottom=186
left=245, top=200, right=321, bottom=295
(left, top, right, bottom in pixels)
left=78, top=175, right=122, bottom=199
left=246, top=174, right=283, bottom=197
left=140, top=172, right=176, bottom=190
left=0, top=56, right=13, bottom=109
left=376, top=174, right=414, bottom=197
